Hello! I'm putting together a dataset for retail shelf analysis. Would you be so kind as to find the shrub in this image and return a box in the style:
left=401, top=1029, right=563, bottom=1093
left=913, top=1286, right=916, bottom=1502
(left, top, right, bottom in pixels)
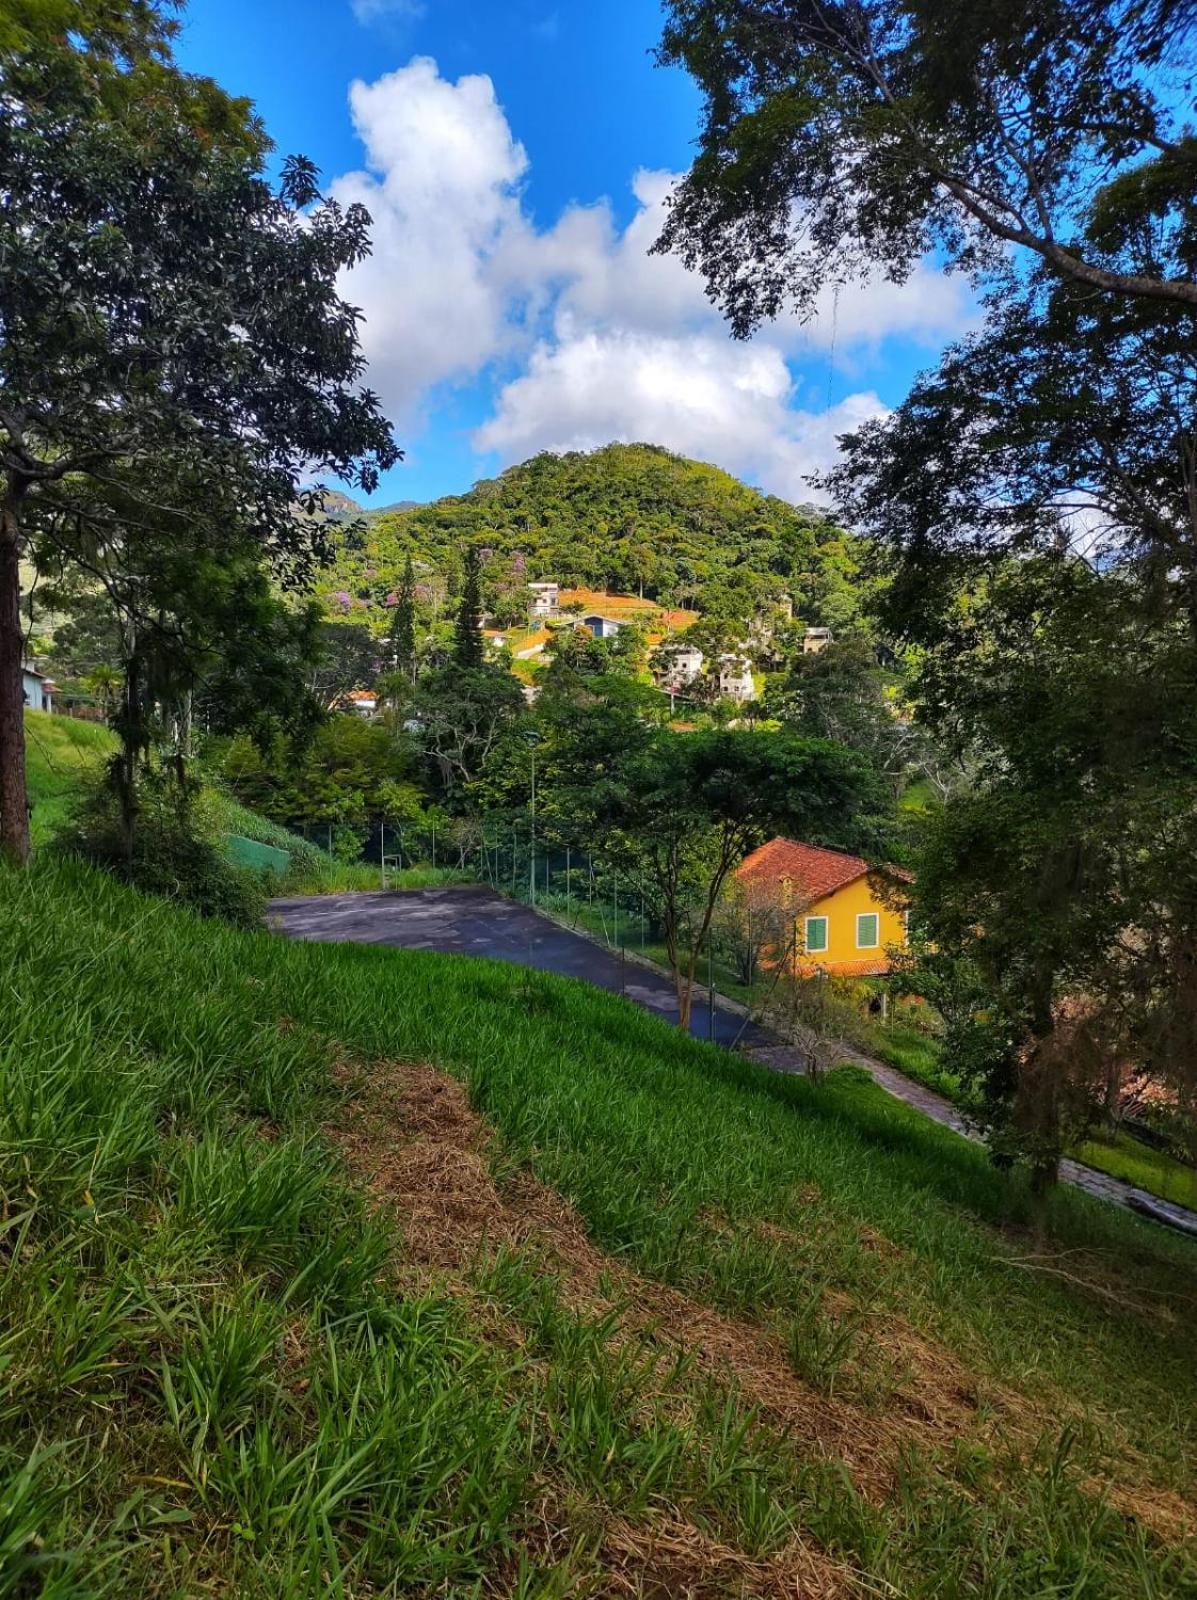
left=55, top=768, right=266, bottom=927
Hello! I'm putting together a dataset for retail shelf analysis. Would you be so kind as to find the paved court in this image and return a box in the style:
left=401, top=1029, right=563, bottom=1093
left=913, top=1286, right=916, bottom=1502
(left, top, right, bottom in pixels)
left=267, top=885, right=1197, bottom=1235
left=266, top=884, right=771, bottom=1048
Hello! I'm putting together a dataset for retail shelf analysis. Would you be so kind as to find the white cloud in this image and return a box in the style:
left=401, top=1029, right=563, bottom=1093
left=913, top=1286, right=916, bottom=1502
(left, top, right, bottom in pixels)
left=331, top=58, right=535, bottom=417
left=351, top=0, right=426, bottom=23
left=330, top=58, right=971, bottom=495
left=474, top=328, right=887, bottom=502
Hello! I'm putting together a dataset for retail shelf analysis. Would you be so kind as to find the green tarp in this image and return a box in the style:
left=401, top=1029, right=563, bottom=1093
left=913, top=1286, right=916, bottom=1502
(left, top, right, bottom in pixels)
left=223, top=833, right=291, bottom=878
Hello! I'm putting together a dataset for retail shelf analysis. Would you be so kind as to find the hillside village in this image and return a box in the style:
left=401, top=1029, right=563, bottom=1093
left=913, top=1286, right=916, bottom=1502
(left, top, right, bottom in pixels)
left=4, top=3, right=1197, bottom=1595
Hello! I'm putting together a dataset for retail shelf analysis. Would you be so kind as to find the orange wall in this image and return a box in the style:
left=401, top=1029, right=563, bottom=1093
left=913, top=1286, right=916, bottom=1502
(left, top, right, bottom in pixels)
left=798, top=874, right=907, bottom=971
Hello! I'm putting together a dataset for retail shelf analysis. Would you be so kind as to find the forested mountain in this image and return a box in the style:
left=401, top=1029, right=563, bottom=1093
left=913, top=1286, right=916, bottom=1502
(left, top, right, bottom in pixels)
left=316, top=443, right=873, bottom=630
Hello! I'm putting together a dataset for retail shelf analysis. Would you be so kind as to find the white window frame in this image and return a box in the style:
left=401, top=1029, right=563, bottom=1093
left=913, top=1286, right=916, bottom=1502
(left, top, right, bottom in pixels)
left=856, top=912, right=880, bottom=949
left=805, top=915, right=829, bottom=954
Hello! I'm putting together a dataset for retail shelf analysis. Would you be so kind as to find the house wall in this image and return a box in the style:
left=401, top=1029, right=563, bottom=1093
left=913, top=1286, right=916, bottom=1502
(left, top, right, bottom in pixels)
left=22, top=671, right=49, bottom=713
left=798, top=874, right=907, bottom=971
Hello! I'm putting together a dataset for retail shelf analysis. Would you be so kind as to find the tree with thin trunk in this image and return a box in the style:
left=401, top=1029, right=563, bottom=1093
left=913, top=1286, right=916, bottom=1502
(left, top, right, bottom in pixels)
left=607, top=728, right=888, bottom=1030
left=0, top=5, right=398, bottom=865
left=453, top=545, right=486, bottom=670
left=655, top=1, right=1197, bottom=328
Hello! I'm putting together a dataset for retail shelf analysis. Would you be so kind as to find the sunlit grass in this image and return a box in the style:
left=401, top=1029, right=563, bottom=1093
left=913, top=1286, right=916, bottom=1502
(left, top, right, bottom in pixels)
left=2, top=857, right=1195, bottom=1594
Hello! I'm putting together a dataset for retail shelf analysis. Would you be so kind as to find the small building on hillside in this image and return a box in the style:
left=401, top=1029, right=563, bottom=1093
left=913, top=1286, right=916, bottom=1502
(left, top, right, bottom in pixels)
left=528, top=582, right=559, bottom=618
left=655, top=641, right=704, bottom=690
left=581, top=613, right=622, bottom=640
left=802, top=626, right=834, bottom=655
left=717, top=653, right=755, bottom=703
left=736, top=837, right=910, bottom=976
left=22, top=664, right=55, bottom=713
left=343, top=689, right=377, bottom=717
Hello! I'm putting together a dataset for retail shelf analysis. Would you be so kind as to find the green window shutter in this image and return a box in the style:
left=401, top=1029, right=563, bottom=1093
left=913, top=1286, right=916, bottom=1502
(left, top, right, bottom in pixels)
left=856, top=913, right=879, bottom=948
left=805, top=916, right=828, bottom=953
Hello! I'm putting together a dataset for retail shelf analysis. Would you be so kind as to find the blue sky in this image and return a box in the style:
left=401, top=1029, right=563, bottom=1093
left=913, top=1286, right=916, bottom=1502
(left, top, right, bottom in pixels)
left=175, top=0, right=973, bottom=506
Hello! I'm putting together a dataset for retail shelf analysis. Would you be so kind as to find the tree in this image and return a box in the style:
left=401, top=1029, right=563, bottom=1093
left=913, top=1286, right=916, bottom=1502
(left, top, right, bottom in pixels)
left=0, top=7, right=398, bottom=864
left=453, top=545, right=485, bottom=669
left=411, top=665, right=525, bottom=800
left=655, top=0, right=1197, bottom=333
left=388, top=554, right=418, bottom=680
left=307, top=623, right=379, bottom=713
left=602, top=727, right=888, bottom=1029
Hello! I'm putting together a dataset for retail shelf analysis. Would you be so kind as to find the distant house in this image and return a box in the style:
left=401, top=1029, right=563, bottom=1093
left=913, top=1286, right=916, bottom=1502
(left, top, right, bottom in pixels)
left=802, top=626, right=833, bottom=655
left=343, top=689, right=377, bottom=717
left=22, top=664, right=55, bottom=713
left=717, top=653, right=755, bottom=703
left=581, top=613, right=622, bottom=639
left=737, top=838, right=910, bottom=977
left=656, top=642, right=704, bottom=690
left=528, top=582, right=559, bottom=618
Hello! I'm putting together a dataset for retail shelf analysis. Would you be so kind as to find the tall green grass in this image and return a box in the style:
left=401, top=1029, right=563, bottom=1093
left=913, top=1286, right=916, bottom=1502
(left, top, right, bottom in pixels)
left=2, top=857, right=1195, bottom=1595
left=23, top=710, right=116, bottom=843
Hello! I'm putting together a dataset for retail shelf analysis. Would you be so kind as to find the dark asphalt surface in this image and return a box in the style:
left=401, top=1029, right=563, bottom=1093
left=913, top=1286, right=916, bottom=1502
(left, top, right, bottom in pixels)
left=266, top=885, right=774, bottom=1050
left=266, top=887, right=1197, bottom=1234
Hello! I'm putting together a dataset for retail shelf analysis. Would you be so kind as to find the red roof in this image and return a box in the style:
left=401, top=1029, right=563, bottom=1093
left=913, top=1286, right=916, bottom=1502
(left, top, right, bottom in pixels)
left=737, top=837, right=911, bottom=901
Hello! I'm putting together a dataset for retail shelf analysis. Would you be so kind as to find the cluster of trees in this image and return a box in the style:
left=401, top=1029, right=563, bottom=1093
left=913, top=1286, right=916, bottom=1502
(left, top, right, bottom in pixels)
left=2, top=2, right=397, bottom=866
left=659, top=0, right=1197, bottom=1180
left=311, top=441, right=871, bottom=634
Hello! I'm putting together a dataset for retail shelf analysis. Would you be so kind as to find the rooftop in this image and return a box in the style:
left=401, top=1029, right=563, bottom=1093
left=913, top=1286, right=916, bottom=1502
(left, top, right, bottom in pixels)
left=737, top=837, right=912, bottom=900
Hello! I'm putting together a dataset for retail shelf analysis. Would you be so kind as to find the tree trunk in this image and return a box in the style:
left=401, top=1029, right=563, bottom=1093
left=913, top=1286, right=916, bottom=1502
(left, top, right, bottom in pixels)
left=677, top=975, right=693, bottom=1032
left=0, top=489, right=30, bottom=867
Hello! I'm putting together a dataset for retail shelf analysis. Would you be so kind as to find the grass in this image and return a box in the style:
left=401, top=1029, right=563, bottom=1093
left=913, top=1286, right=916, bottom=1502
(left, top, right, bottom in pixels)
left=23, top=709, right=115, bottom=843
left=1076, top=1128, right=1197, bottom=1209
left=2, top=855, right=1196, bottom=1595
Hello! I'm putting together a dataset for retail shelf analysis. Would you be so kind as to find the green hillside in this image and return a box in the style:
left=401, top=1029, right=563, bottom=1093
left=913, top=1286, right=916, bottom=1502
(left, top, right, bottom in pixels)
left=3, top=857, right=1194, bottom=1595
left=318, top=442, right=872, bottom=628
left=23, top=710, right=116, bottom=845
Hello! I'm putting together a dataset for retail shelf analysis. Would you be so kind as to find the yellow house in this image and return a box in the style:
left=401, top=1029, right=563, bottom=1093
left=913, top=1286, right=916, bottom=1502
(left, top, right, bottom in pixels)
left=736, top=837, right=911, bottom=976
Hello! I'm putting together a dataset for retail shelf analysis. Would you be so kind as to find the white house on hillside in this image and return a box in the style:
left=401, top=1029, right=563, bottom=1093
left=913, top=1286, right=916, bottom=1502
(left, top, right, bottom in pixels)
left=22, top=664, right=54, bottom=713
left=718, top=654, right=755, bottom=703
left=803, top=626, right=833, bottom=655
left=528, top=582, right=559, bottom=618
left=655, top=642, right=704, bottom=690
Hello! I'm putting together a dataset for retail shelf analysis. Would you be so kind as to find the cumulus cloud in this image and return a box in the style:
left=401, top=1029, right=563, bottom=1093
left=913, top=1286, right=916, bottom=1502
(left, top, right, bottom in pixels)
left=330, top=58, right=971, bottom=495
left=474, top=328, right=885, bottom=501
left=330, top=58, right=534, bottom=415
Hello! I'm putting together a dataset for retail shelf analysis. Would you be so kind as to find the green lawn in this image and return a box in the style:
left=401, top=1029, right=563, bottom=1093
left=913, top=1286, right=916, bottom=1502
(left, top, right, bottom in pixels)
left=23, top=708, right=116, bottom=843
left=1076, top=1128, right=1197, bottom=1209
left=2, top=856, right=1195, bottom=1595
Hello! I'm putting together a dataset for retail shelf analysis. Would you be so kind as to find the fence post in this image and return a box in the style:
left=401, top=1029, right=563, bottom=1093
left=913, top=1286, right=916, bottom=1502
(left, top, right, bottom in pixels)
left=566, top=847, right=572, bottom=923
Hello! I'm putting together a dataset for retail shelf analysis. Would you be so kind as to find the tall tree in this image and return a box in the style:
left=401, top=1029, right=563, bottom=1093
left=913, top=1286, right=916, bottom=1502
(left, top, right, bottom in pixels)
left=389, top=554, right=418, bottom=680
left=453, top=544, right=485, bottom=669
left=655, top=0, right=1197, bottom=331
left=0, top=3, right=398, bottom=864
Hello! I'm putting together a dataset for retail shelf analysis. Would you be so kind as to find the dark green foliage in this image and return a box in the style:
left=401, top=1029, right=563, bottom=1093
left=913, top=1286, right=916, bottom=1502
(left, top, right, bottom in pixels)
left=453, top=544, right=485, bottom=668
left=656, top=1, right=1197, bottom=333
left=0, top=3, right=398, bottom=863
left=57, top=768, right=266, bottom=926
left=388, top=552, right=418, bottom=678
left=318, top=443, right=868, bottom=627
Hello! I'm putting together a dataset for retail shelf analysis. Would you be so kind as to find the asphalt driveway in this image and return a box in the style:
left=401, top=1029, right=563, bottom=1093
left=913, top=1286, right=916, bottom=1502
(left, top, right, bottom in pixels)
left=266, top=884, right=772, bottom=1049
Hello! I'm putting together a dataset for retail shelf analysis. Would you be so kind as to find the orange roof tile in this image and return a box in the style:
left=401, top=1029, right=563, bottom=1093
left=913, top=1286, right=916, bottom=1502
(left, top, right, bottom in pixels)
left=737, top=837, right=912, bottom=900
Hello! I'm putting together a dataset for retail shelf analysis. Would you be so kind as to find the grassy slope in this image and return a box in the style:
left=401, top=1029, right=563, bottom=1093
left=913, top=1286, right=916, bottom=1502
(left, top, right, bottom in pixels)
left=23, top=709, right=115, bottom=844
left=23, top=711, right=456, bottom=895
left=3, top=858, right=1195, bottom=1596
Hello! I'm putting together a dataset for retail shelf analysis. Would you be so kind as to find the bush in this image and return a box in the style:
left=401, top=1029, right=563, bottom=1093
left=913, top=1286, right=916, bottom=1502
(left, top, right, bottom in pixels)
left=55, top=769, right=266, bottom=927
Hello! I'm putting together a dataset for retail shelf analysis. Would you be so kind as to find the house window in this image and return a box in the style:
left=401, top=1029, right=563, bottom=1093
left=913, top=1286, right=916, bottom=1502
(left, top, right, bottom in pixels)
left=805, top=916, right=828, bottom=954
left=856, top=913, right=880, bottom=949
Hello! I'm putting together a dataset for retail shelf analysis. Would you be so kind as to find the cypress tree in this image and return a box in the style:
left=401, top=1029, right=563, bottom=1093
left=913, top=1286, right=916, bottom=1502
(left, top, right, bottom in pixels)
left=453, top=544, right=485, bottom=669
left=389, top=554, right=417, bottom=679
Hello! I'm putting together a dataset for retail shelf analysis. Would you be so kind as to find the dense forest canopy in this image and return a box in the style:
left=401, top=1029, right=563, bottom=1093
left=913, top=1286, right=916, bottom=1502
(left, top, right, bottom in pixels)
left=316, top=442, right=872, bottom=630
